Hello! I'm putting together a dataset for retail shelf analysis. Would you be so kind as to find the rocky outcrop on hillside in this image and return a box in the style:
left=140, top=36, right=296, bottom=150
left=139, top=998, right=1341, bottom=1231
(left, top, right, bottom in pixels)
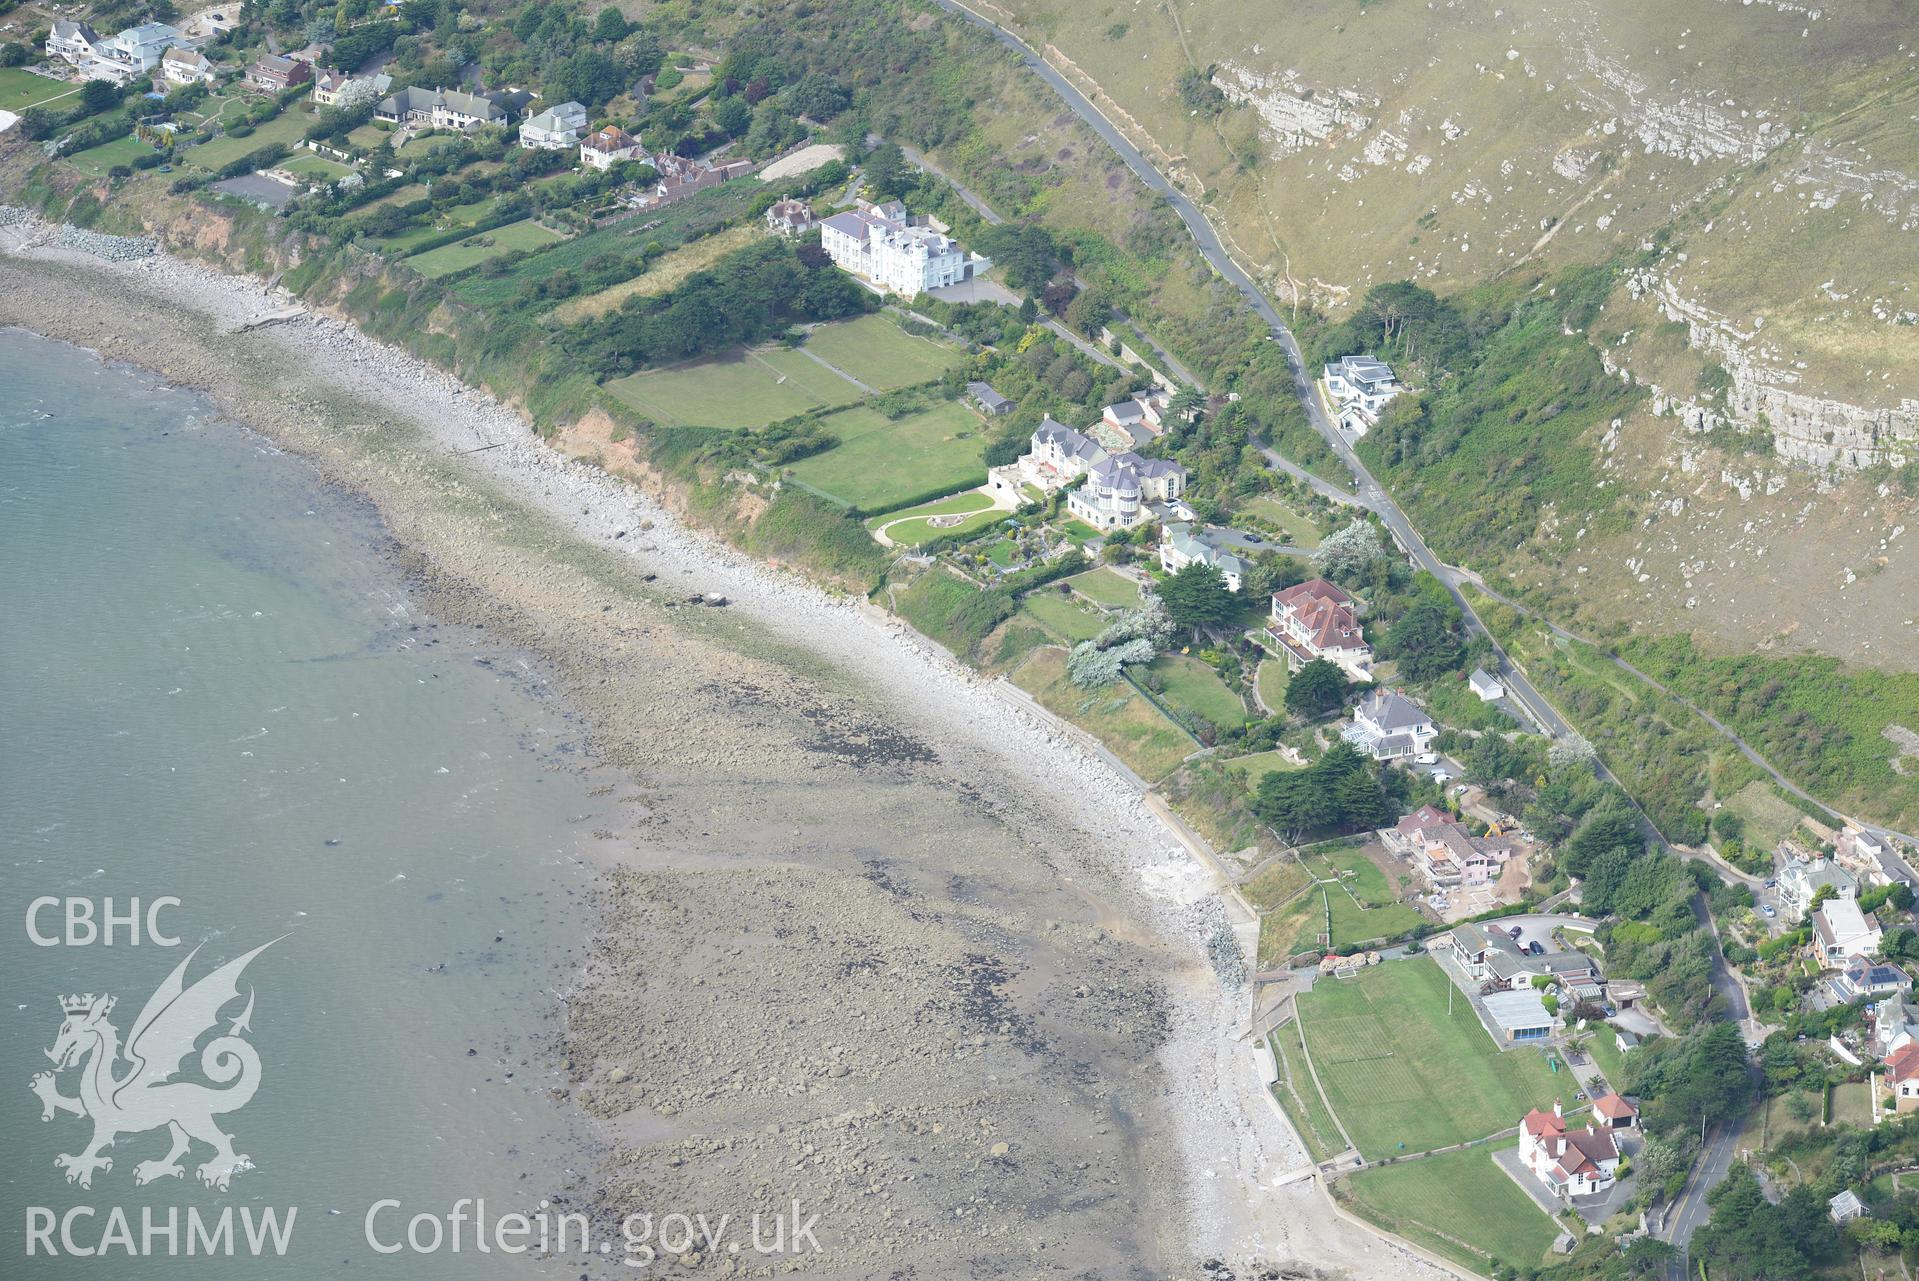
left=1627, top=268, right=1919, bottom=470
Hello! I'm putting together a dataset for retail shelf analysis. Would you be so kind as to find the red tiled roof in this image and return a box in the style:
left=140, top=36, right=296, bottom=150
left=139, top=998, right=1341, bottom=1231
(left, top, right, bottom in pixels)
left=1887, top=1043, right=1919, bottom=1083
left=1593, top=1092, right=1637, bottom=1121
left=1273, top=578, right=1366, bottom=654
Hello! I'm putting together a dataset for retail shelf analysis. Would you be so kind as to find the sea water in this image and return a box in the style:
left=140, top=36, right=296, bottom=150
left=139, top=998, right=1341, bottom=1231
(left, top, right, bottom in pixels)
left=0, top=329, right=608, bottom=1276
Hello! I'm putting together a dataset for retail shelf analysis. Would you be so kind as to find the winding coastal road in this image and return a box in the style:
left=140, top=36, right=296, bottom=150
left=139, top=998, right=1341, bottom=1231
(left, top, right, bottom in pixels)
left=922, top=1, right=1778, bottom=1262
left=926, top=0, right=1576, bottom=746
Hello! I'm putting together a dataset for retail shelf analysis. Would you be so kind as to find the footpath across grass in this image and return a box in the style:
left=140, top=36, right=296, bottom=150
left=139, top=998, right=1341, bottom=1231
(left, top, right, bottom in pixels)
left=1296, top=956, right=1577, bottom=1160
left=1340, top=1139, right=1559, bottom=1274
left=800, top=313, right=961, bottom=389
left=0, top=68, right=80, bottom=113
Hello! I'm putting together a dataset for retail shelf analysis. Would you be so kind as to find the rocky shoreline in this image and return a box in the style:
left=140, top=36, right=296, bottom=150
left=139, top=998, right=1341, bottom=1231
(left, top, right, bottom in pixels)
left=0, top=220, right=1445, bottom=1281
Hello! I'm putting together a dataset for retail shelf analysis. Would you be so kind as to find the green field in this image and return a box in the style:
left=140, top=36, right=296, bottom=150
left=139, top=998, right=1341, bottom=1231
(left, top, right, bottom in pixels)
left=1066, top=567, right=1143, bottom=609
left=1241, top=854, right=1311, bottom=911
left=0, top=68, right=80, bottom=113
left=403, top=219, right=567, bottom=279
left=185, top=109, right=313, bottom=170
left=1255, top=659, right=1290, bottom=713
left=787, top=402, right=988, bottom=510
left=864, top=490, right=1003, bottom=547
left=605, top=349, right=822, bottom=428
left=65, top=135, right=154, bottom=178
left=1582, top=1027, right=1629, bottom=1091
left=1011, top=647, right=1195, bottom=781
left=1297, top=958, right=1578, bottom=1160
left=799, top=313, right=961, bottom=389
left=1269, top=1022, right=1346, bottom=1161
left=1020, top=590, right=1108, bottom=643
left=1342, top=1140, right=1559, bottom=1273
left=1146, top=655, right=1247, bottom=728
left=749, top=347, right=864, bottom=409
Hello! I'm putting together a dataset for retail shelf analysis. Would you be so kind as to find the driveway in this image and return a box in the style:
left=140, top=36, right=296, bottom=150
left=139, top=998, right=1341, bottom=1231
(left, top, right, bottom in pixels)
left=928, top=277, right=1021, bottom=307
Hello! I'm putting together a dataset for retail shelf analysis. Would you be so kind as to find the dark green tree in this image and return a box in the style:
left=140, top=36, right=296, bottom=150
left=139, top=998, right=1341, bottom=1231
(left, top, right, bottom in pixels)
left=1157, top=562, right=1236, bottom=632
left=80, top=79, right=120, bottom=115
left=1283, top=659, right=1351, bottom=718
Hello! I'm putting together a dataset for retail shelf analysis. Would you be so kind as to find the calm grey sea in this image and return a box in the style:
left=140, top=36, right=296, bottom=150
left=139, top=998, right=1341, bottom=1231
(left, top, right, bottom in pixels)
left=1, top=329, right=608, bottom=1276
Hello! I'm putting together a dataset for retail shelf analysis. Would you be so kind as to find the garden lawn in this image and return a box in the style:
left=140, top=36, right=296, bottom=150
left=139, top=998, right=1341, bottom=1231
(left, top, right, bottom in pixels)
left=278, top=153, right=354, bottom=182
left=404, top=219, right=566, bottom=279
left=1019, top=591, right=1107, bottom=643
left=604, top=350, right=822, bottom=429
left=0, top=69, right=80, bottom=113
left=184, top=109, right=312, bottom=170
left=1146, top=655, right=1247, bottom=729
left=1226, top=750, right=1301, bottom=793
left=1297, top=957, right=1579, bottom=1159
left=346, top=123, right=391, bottom=149
left=1243, top=495, right=1322, bottom=548
left=1255, top=659, right=1290, bottom=713
left=785, top=402, right=987, bottom=510
left=65, top=135, right=153, bottom=178
left=800, top=314, right=962, bottom=389
left=864, top=491, right=1002, bottom=547
left=1583, top=1027, right=1629, bottom=1091
left=1066, top=567, right=1142, bottom=609
left=1341, top=1140, right=1558, bottom=1274
left=1269, top=1023, right=1345, bottom=1162
left=1011, top=648, right=1194, bottom=782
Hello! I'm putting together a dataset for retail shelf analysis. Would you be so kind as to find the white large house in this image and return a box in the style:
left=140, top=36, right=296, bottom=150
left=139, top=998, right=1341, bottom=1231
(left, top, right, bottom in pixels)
left=375, top=86, right=509, bottom=131
left=1321, top=354, right=1403, bottom=438
left=579, top=125, right=644, bottom=170
left=518, top=100, right=587, bottom=150
left=1345, top=689, right=1437, bottom=761
left=1520, top=1100, right=1625, bottom=1199
left=51, top=20, right=184, bottom=81
left=1778, top=854, right=1859, bottom=918
left=158, top=46, right=218, bottom=88
left=46, top=20, right=101, bottom=65
left=1267, top=579, right=1372, bottom=680
left=1002, top=418, right=1185, bottom=532
left=818, top=201, right=991, bottom=296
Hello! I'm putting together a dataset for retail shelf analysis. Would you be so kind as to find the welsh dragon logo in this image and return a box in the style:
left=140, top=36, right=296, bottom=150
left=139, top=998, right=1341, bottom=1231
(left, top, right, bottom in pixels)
left=31, top=940, right=278, bottom=1191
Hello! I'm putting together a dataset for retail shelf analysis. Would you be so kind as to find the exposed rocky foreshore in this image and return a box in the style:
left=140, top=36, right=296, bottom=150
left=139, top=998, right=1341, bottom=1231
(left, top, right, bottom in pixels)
left=0, top=219, right=1447, bottom=1281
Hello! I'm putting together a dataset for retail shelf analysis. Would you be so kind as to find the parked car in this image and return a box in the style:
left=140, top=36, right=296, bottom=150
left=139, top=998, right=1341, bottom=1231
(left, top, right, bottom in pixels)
left=1430, top=769, right=1454, bottom=783
left=1603, top=1004, right=1618, bottom=1018
left=1764, top=878, right=1776, bottom=889
left=1762, top=904, right=1777, bottom=918
left=1414, top=752, right=1439, bottom=765
left=1528, top=940, right=1545, bottom=955
left=1508, top=926, right=1525, bottom=940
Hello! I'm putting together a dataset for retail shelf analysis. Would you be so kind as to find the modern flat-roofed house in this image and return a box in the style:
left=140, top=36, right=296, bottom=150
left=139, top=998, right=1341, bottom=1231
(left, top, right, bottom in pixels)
left=1485, top=989, right=1556, bottom=1043
left=46, top=20, right=101, bottom=66
left=312, top=68, right=392, bottom=107
left=1158, top=522, right=1248, bottom=592
left=1520, top=1101, right=1621, bottom=1197
left=765, top=198, right=816, bottom=236
left=579, top=125, right=643, bottom=170
left=158, top=46, right=218, bottom=88
left=1321, top=354, right=1403, bottom=438
left=106, top=22, right=184, bottom=72
left=1778, top=853, right=1858, bottom=918
left=1813, top=897, right=1882, bottom=968
left=248, top=53, right=312, bottom=93
left=518, top=100, right=587, bottom=149
left=1268, top=578, right=1372, bottom=680
left=1346, top=688, right=1437, bottom=761
left=818, top=202, right=990, bottom=296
